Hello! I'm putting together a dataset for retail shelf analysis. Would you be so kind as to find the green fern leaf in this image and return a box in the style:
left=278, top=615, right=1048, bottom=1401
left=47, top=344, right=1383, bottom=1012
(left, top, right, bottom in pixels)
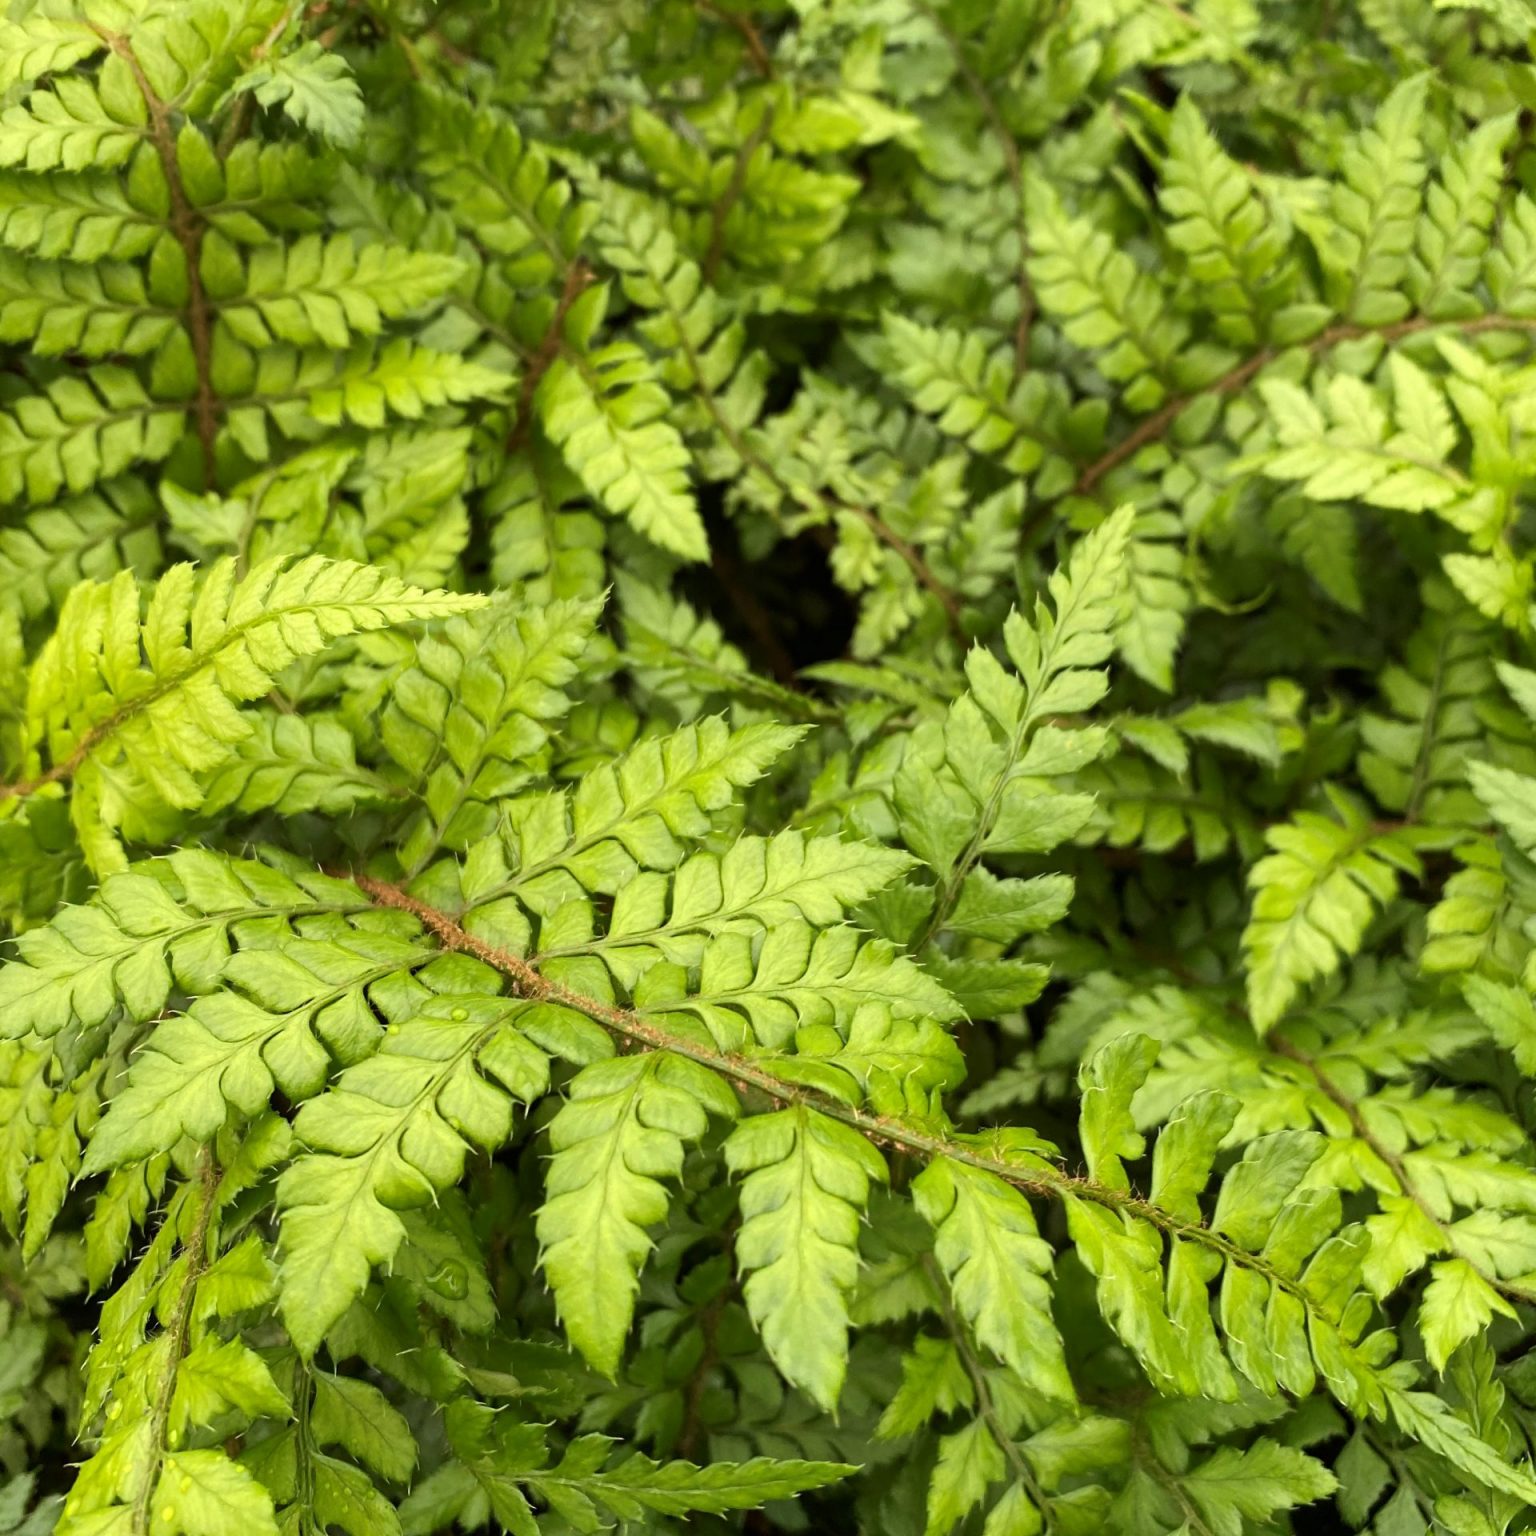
left=278, top=993, right=551, bottom=1355
left=1321, top=75, right=1430, bottom=324
left=1160, top=96, right=1295, bottom=346
left=725, top=1104, right=888, bottom=1411
left=0, top=851, right=369, bottom=1041
left=229, top=42, right=365, bottom=147
left=529, top=1442, right=855, bottom=1519
left=1243, top=788, right=1422, bottom=1031
left=16, top=555, right=483, bottom=861
left=0, top=15, right=105, bottom=95
left=538, top=335, right=708, bottom=562
left=913, top=1157, right=1074, bottom=1402
left=537, top=1051, right=737, bottom=1376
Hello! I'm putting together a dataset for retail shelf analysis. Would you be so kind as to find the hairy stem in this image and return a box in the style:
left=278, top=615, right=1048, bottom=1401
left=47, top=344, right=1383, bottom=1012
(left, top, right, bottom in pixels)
left=922, top=1253, right=1053, bottom=1525
left=131, top=1148, right=219, bottom=1536
left=347, top=873, right=1319, bottom=1308
left=96, top=29, right=218, bottom=485
left=508, top=258, right=594, bottom=453
left=1072, top=312, right=1536, bottom=499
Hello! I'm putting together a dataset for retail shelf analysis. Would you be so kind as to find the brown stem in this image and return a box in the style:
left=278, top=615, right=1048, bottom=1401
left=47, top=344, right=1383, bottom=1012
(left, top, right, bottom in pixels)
left=0, top=759, right=70, bottom=803
left=345, top=873, right=1319, bottom=1305
left=704, top=106, right=774, bottom=284
left=923, top=1253, right=1052, bottom=1522
left=1072, top=349, right=1270, bottom=499
left=0, top=716, right=120, bottom=801
left=1071, top=311, right=1536, bottom=500
left=95, top=30, right=218, bottom=487
left=131, top=1149, right=219, bottom=1536
left=695, top=0, right=774, bottom=77
left=843, top=501, right=966, bottom=644
left=506, top=260, right=593, bottom=453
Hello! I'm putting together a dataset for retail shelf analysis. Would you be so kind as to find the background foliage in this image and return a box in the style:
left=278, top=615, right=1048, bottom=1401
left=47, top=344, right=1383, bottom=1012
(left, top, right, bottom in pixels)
left=9, top=0, right=1536, bottom=1532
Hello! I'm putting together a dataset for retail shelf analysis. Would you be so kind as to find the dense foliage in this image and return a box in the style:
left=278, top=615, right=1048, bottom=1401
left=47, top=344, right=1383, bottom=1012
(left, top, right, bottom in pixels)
left=12, top=0, right=1536, bottom=1532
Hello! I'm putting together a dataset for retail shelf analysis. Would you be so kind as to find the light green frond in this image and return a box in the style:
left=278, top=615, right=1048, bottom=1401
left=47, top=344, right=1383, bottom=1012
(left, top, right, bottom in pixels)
left=537, top=1051, right=736, bottom=1376
left=1243, top=789, right=1422, bottom=1031
left=17, top=555, right=483, bottom=861
left=279, top=992, right=554, bottom=1355
left=726, top=1105, right=889, bottom=1412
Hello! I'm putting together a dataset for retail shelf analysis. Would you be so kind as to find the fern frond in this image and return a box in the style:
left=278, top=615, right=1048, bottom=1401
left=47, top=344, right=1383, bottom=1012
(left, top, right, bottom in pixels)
left=7, top=13, right=1536, bottom=1526
left=1411, top=112, right=1515, bottom=319
left=381, top=594, right=599, bottom=868
left=278, top=992, right=554, bottom=1355
left=594, top=181, right=769, bottom=481
left=0, top=851, right=370, bottom=1041
left=0, top=367, right=184, bottom=504
left=913, top=1157, right=1074, bottom=1403
left=457, top=716, right=804, bottom=910
left=81, top=923, right=432, bottom=1172
left=0, top=75, right=145, bottom=174
left=12, top=555, right=483, bottom=862
left=1160, top=97, right=1298, bottom=347
left=0, top=14, right=105, bottom=96
left=584, top=830, right=916, bottom=962
left=216, top=234, right=463, bottom=349
left=894, top=505, right=1133, bottom=921
left=418, top=96, right=594, bottom=292
left=1256, top=360, right=1464, bottom=515
left=1319, top=75, right=1430, bottom=324
left=399, top=1405, right=852, bottom=1531
left=1358, top=594, right=1529, bottom=836
left=1243, top=787, right=1421, bottom=1032
left=486, top=452, right=606, bottom=598
left=1423, top=839, right=1536, bottom=979
left=200, top=712, right=393, bottom=817
left=0, top=479, right=160, bottom=619
left=0, top=250, right=174, bottom=359
left=0, top=169, right=159, bottom=260
left=537, top=317, right=708, bottom=562
left=644, top=922, right=962, bottom=1052
left=725, top=1105, right=888, bottom=1412
left=538, top=1051, right=737, bottom=1376
left=228, top=41, right=365, bottom=148
left=880, top=313, right=1071, bottom=486
left=63, top=1160, right=286, bottom=1536
left=1028, top=178, right=1192, bottom=410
